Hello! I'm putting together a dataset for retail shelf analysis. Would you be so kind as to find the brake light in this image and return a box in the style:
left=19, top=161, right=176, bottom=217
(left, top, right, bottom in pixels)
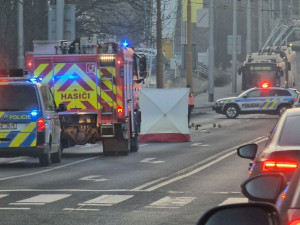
left=289, top=220, right=300, bottom=225
left=37, top=118, right=45, bottom=132
left=261, top=82, right=270, bottom=88
left=262, top=160, right=298, bottom=172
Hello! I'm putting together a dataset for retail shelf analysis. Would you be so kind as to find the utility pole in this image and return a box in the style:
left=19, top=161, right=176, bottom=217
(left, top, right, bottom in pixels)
left=17, top=0, right=24, bottom=69
left=56, top=0, right=64, bottom=40
left=232, top=0, right=237, bottom=93
left=186, top=0, right=193, bottom=91
left=246, top=0, right=251, bottom=55
left=258, top=0, right=262, bottom=49
left=280, top=0, right=282, bottom=20
left=156, top=0, right=164, bottom=88
left=208, top=0, right=214, bottom=102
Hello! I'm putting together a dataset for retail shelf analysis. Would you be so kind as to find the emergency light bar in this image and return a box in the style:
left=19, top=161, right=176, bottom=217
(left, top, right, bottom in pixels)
left=99, top=54, right=115, bottom=67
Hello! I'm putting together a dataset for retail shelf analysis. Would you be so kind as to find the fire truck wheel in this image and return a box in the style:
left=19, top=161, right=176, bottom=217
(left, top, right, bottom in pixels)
left=39, top=153, right=51, bottom=167
left=130, top=135, right=139, bottom=152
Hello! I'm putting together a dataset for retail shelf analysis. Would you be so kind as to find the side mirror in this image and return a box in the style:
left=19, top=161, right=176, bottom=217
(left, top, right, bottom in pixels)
left=139, top=55, right=147, bottom=79
left=196, top=203, right=280, bottom=225
left=57, top=103, right=67, bottom=112
left=237, top=143, right=257, bottom=160
left=241, top=173, right=287, bottom=203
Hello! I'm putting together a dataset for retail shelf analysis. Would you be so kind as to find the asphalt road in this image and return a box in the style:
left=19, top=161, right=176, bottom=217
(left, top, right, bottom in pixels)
left=0, top=112, right=277, bottom=225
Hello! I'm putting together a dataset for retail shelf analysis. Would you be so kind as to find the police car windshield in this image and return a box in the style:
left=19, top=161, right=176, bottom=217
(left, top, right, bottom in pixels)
left=0, top=85, right=39, bottom=111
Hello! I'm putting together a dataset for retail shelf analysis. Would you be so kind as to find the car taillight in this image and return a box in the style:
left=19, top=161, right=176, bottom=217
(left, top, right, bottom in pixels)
left=289, top=220, right=300, bottom=225
left=37, top=118, right=45, bottom=132
left=262, top=160, right=298, bottom=172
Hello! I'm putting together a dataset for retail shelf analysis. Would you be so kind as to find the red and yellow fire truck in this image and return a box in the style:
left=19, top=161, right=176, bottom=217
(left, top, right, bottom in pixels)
left=25, top=38, right=147, bottom=155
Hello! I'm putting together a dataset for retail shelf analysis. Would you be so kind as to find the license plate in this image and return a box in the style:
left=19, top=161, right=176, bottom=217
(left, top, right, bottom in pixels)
left=0, top=123, right=17, bottom=130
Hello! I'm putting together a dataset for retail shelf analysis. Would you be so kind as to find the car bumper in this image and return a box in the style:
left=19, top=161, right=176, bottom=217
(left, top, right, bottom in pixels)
left=212, top=105, right=223, bottom=113
left=0, top=146, right=46, bottom=158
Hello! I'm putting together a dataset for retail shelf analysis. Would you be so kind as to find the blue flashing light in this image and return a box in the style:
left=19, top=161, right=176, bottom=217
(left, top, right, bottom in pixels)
left=30, top=78, right=38, bottom=83
left=55, top=74, right=79, bottom=80
left=122, top=40, right=129, bottom=48
left=31, top=110, right=38, bottom=117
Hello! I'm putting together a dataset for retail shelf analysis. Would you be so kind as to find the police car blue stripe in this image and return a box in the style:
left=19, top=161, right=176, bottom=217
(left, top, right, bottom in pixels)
left=0, top=132, right=18, bottom=147
left=20, top=133, right=36, bottom=147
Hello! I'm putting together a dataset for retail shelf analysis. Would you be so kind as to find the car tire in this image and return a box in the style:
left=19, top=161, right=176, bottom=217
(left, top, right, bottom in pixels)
left=130, top=135, right=139, bottom=152
left=277, top=104, right=291, bottom=116
left=51, top=145, right=62, bottom=163
left=39, top=153, right=51, bottom=167
left=224, top=104, right=239, bottom=118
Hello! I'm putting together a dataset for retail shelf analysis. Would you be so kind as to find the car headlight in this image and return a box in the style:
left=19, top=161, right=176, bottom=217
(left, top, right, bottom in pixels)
left=215, top=100, right=224, bottom=106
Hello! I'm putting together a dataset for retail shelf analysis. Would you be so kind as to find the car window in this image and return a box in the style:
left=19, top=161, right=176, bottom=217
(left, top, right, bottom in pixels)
left=247, top=89, right=261, bottom=98
left=40, top=86, right=55, bottom=111
left=0, top=85, right=39, bottom=111
left=276, top=90, right=291, bottom=96
left=279, top=115, right=300, bottom=146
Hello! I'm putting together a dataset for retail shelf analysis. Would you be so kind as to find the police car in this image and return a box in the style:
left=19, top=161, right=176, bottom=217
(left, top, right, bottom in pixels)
left=0, top=77, right=67, bottom=166
left=213, top=84, right=299, bottom=118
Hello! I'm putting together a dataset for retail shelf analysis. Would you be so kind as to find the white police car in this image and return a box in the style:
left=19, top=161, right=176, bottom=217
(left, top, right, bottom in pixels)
left=0, top=77, right=67, bottom=166
left=213, top=85, right=299, bottom=118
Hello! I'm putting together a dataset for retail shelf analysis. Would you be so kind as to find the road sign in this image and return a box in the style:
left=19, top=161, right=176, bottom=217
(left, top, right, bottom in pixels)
left=227, top=35, right=241, bottom=55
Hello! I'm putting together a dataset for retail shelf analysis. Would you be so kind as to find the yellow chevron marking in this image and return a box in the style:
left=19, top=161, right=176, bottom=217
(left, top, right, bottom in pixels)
left=0, top=112, right=4, bottom=117
left=263, top=102, right=271, bottom=109
left=0, top=133, right=7, bottom=138
left=34, top=64, right=49, bottom=77
left=117, top=86, right=122, bottom=96
left=9, top=133, right=29, bottom=147
left=30, top=138, right=36, bottom=147
left=22, top=122, right=36, bottom=133
left=100, top=91, right=117, bottom=108
left=270, top=101, right=277, bottom=109
left=102, top=80, right=117, bottom=95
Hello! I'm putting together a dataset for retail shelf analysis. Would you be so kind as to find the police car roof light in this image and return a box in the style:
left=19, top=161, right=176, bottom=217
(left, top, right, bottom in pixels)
left=261, top=82, right=270, bottom=88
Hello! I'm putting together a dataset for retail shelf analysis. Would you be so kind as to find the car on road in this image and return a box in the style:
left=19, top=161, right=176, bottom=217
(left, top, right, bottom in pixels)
left=212, top=85, right=299, bottom=118
left=237, top=107, right=300, bottom=181
left=0, top=77, right=66, bottom=166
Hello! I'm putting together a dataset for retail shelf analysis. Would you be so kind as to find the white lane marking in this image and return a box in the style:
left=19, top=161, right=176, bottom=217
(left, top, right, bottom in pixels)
left=0, top=156, right=100, bottom=181
left=140, top=158, right=164, bottom=164
left=145, top=151, right=236, bottom=191
left=213, top=192, right=242, bottom=194
left=63, top=208, right=100, bottom=211
left=10, top=194, right=71, bottom=206
left=8, top=160, right=27, bottom=164
left=79, top=175, right=109, bottom=182
left=0, top=207, right=30, bottom=210
left=218, top=197, right=248, bottom=206
left=0, top=194, right=8, bottom=199
left=0, top=189, right=130, bottom=192
left=146, top=196, right=196, bottom=209
left=191, top=143, right=203, bottom=146
left=191, top=143, right=210, bottom=147
left=135, top=136, right=268, bottom=192
left=139, top=144, right=149, bottom=147
left=79, top=195, right=134, bottom=207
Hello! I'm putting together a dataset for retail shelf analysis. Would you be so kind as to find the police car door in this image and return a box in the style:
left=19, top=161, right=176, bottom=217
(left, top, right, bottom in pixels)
left=239, top=89, right=263, bottom=112
left=40, top=85, right=60, bottom=152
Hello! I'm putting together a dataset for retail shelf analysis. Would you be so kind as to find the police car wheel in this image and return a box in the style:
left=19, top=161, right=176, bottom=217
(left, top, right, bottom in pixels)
left=51, top=145, right=62, bottom=163
left=39, top=153, right=51, bottom=167
left=277, top=104, right=290, bottom=116
left=224, top=104, right=239, bottom=119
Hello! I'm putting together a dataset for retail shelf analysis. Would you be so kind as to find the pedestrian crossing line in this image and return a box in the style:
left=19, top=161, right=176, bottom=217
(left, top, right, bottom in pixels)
left=0, top=194, right=8, bottom=199
left=146, top=196, right=196, bottom=209
left=63, top=208, right=100, bottom=211
left=78, top=194, right=134, bottom=207
left=0, top=207, right=30, bottom=210
left=218, top=197, right=248, bottom=206
left=9, top=194, right=71, bottom=206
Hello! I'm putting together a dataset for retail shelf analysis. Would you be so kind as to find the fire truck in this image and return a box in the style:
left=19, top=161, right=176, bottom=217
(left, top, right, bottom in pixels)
left=238, top=46, right=296, bottom=90
left=25, top=38, right=147, bottom=155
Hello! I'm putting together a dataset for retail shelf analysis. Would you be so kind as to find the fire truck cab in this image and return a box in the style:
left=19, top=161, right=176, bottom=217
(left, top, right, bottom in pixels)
left=25, top=38, right=147, bottom=155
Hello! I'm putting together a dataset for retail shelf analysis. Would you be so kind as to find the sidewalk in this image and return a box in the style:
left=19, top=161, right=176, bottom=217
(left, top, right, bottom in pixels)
left=192, top=82, right=240, bottom=114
